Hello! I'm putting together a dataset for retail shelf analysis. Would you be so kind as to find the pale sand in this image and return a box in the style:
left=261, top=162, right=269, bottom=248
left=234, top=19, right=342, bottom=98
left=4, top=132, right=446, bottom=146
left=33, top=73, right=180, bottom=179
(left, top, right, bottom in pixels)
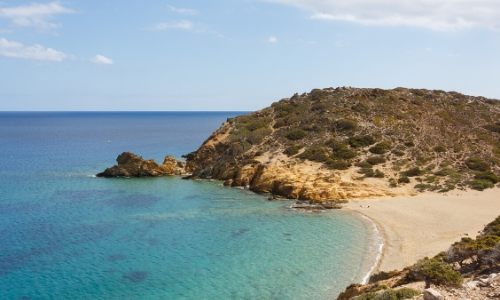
left=344, top=188, right=500, bottom=273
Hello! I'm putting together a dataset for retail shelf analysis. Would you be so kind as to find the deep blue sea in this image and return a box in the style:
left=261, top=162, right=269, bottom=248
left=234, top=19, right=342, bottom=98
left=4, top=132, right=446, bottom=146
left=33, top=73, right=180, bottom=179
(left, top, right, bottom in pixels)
left=0, top=112, right=381, bottom=300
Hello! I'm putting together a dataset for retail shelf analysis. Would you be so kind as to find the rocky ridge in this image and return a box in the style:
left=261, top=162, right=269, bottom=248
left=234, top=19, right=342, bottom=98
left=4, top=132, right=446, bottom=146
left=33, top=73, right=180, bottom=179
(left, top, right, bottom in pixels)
left=182, top=87, right=500, bottom=202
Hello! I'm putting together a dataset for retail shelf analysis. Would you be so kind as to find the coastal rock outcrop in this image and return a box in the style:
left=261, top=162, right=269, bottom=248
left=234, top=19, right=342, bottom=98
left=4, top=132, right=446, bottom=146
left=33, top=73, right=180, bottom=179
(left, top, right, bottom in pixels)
left=96, top=152, right=186, bottom=177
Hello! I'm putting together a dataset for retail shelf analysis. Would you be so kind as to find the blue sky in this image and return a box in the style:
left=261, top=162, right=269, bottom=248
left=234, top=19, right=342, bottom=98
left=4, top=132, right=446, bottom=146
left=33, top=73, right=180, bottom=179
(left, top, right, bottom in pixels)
left=1, top=0, right=499, bottom=111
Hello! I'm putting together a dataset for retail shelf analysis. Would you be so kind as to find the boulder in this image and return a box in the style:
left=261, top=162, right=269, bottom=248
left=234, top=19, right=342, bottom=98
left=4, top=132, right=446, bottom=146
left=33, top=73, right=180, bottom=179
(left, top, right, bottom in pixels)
left=424, top=288, right=443, bottom=300
left=97, top=152, right=186, bottom=177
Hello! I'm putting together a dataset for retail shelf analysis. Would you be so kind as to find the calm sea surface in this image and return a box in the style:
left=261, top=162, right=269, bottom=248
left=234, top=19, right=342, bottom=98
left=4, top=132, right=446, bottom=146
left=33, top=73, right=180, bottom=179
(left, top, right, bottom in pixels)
left=0, top=112, right=380, bottom=299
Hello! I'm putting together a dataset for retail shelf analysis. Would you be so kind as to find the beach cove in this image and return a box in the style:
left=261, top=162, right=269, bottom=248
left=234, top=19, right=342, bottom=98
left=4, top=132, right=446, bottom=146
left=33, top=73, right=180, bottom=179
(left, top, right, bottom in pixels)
left=345, top=188, right=500, bottom=274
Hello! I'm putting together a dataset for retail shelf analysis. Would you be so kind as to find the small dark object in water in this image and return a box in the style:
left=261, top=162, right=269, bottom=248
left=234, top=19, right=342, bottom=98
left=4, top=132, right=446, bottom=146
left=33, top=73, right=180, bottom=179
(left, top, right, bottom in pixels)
left=123, top=271, right=148, bottom=283
left=107, top=254, right=127, bottom=262
left=231, top=228, right=249, bottom=238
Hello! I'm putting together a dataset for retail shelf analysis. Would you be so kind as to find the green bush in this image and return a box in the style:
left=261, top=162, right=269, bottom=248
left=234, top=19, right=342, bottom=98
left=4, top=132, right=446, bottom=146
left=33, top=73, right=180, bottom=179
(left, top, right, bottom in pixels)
left=465, top=157, right=491, bottom=172
left=328, top=160, right=350, bottom=170
left=348, top=135, right=377, bottom=148
left=392, top=150, right=405, bottom=157
left=434, top=168, right=452, bottom=176
left=360, top=168, right=375, bottom=177
left=335, top=118, right=358, bottom=131
left=327, top=139, right=357, bottom=159
left=483, top=123, right=500, bottom=133
left=254, top=150, right=265, bottom=156
left=373, top=170, right=385, bottom=178
left=273, top=119, right=286, bottom=128
left=332, top=148, right=357, bottom=160
left=433, top=145, right=447, bottom=153
left=246, top=127, right=272, bottom=145
left=410, top=89, right=425, bottom=97
left=283, top=145, right=302, bottom=156
left=298, top=146, right=328, bottom=162
left=353, top=292, right=377, bottom=300
left=356, top=161, right=373, bottom=168
left=245, top=120, right=269, bottom=131
left=286, top=129, right=308, bottom=140
left=369, top=142, right=392, bottom=154
left=403, top=167, right=422, bottom=177
left=483, top=216, right=500, bottom=237
left=398, top=176, right=410, bottom=184
left=475, top=172, right=500, bottom=184
left=353, top=288, right=421, bottom=300
left=309, top=151, right=330, bottom=162
left=469, top=179, right=494, bottom=191
left=414, top=183, right=437, bottom=192
left=366, top=156, right=386, bottom=165
left=404, top=141, right=415, bottom=147
left=311, top=102, right=328, bottom=111
left=391, top=288, right=422, bottom=299
left=326, top=138, right=345, bottom=150
left=409, top=257, right=463, bottom=287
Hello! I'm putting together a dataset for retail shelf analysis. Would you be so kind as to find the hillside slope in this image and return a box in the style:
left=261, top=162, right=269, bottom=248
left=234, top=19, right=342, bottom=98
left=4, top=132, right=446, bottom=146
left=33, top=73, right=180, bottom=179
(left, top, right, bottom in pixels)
left=184, top=87, right=500, bottom=202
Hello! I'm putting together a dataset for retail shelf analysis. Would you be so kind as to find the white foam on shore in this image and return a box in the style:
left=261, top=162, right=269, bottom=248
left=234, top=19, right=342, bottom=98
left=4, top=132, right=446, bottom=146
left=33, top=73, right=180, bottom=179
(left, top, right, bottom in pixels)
left=359, top=214, right=385, bottom=285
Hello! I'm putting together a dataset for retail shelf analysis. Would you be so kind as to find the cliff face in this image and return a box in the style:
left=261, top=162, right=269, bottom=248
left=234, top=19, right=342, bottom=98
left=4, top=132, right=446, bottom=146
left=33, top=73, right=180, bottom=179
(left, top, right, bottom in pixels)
left=183, top=87, right=500, bottom=202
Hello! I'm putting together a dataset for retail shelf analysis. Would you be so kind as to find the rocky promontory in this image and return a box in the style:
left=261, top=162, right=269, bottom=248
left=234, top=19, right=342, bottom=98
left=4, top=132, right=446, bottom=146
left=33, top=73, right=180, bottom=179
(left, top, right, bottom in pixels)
left=96, top=152, right=186, bottom=177
left=98, top=87, right=500, bottom=204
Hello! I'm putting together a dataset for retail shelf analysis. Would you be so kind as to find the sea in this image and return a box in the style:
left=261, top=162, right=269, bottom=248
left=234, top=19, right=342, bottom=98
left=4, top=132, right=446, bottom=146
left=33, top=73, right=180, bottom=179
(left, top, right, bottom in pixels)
left=0, top=112, right=383, bottom=300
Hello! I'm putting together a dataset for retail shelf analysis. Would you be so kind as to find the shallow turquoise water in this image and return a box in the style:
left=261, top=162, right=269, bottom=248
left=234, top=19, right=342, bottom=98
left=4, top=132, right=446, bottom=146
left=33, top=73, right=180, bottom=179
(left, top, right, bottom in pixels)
left=0, top=112, right=377, bottom=299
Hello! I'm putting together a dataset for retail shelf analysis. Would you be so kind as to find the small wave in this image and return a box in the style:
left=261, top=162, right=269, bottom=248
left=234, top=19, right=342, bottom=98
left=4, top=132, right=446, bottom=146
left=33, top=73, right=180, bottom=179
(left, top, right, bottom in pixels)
left=67, top=174, right=97, bottom=178
left=360, top=215, right=385, bottom=285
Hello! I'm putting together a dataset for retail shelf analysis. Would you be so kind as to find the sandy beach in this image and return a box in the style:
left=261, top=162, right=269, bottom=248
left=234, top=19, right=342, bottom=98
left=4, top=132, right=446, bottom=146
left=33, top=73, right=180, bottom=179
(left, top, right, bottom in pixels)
left=344, top=188, right=500, bottom=273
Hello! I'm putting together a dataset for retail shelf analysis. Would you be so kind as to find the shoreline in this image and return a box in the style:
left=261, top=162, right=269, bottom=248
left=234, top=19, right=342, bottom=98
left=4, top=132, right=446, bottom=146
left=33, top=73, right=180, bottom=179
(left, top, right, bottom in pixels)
left=344, top=188, right=500, bottom=275
left=357, top=214, right=385, bottom=285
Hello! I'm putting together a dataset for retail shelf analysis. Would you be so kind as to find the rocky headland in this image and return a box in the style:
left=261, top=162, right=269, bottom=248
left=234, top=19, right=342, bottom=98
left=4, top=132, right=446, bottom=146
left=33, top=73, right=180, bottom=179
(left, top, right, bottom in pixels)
left=98, top=87, right=500, bottom=206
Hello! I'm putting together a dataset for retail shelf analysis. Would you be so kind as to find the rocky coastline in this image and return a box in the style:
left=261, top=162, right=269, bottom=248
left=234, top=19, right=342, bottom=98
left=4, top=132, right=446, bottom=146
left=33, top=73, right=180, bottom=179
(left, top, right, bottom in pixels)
left=95, top=86, right=500, bottom=299
left=97, top=87, right=500, bottom=206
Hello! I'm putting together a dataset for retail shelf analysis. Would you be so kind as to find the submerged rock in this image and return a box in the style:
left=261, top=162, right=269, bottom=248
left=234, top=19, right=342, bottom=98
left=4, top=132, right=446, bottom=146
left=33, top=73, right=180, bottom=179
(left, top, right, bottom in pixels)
left=289, top=200, right=343, bottom=211
left=96, top=152, right=186, bottom=177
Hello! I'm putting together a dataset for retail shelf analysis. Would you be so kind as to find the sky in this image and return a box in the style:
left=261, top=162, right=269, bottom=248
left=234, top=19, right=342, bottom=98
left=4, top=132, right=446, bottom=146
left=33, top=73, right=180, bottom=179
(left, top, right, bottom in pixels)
left=0, top=0, right=499, bottom=111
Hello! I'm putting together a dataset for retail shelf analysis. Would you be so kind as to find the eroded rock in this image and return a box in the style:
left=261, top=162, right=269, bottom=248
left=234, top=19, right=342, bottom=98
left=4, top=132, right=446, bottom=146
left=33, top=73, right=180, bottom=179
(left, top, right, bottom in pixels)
left=97, top=152, right=186, bottom=177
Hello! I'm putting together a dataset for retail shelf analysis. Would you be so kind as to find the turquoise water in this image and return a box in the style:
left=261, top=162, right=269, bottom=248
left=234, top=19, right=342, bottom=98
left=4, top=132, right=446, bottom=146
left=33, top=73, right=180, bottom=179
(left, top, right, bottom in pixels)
left=0, top=112, right=378, bottom=299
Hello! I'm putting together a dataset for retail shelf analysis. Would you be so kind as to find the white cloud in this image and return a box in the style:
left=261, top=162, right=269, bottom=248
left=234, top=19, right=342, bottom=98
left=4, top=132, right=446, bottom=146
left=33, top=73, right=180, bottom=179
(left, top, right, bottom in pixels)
left=0, top=1, right=74, bottom=29
left=153, top=20, right=193, bottom=30
left=268, top=36, right=277, bottom=43
left=0, top=37, right=68, bottom=61
left=261, top=0, right=500, bottom=31
left=90, top=54, right=114, bottom=65
left=167, top=5, right=197, bottom=15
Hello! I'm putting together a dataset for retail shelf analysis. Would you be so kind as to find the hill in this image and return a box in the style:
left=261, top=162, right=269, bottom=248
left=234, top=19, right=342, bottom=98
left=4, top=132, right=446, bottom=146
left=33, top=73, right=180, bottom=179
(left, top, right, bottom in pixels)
left=183, top=86, right=500, bottom=203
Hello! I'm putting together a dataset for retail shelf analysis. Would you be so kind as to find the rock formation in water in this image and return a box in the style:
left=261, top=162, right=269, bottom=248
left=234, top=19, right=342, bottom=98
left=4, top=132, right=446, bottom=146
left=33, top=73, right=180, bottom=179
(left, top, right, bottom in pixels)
left=96, top=152, right=186, bottom=177
left=182, top=87, right=500, bottom=202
